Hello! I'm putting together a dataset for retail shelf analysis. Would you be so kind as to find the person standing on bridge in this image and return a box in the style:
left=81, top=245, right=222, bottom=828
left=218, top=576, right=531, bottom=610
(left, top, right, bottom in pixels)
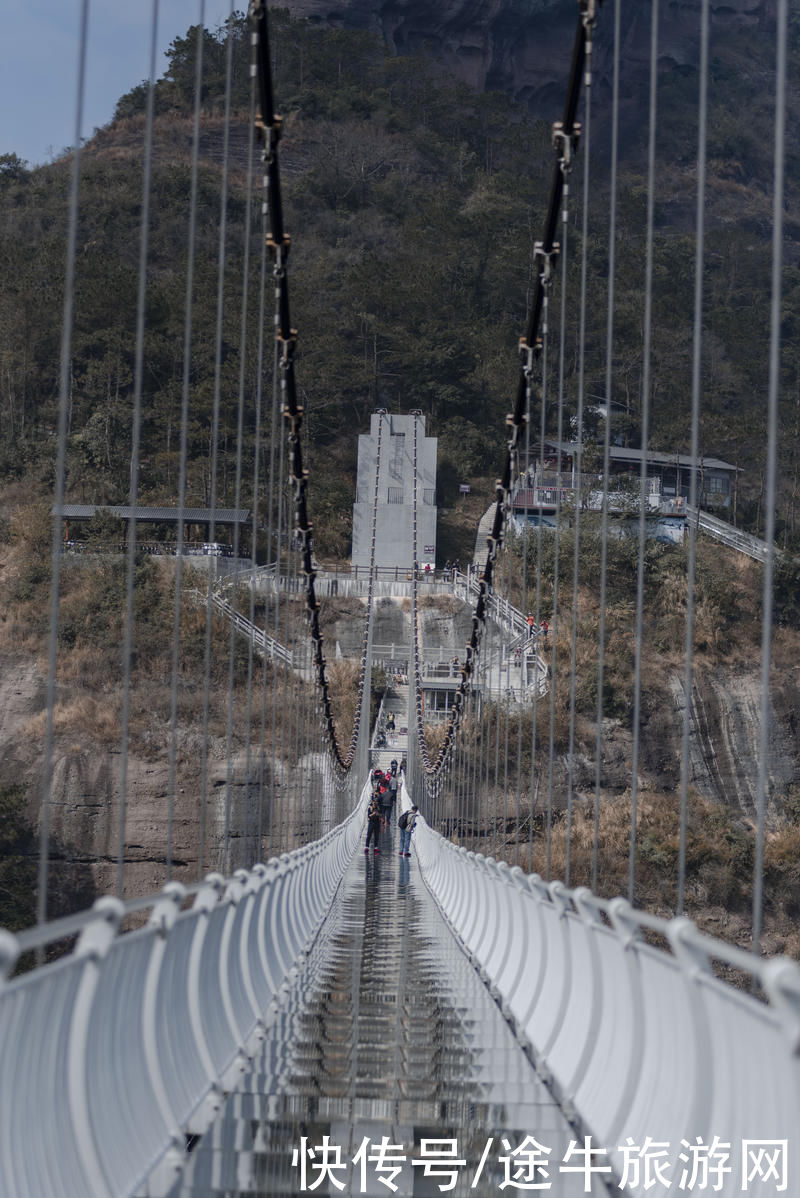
left=365, top=794, right=382, bottom=854
left=398, top=805, right=419, bottom=858
left=378, top=772, right=393, bottom=828
left=387, top=762, right=399, bottom=817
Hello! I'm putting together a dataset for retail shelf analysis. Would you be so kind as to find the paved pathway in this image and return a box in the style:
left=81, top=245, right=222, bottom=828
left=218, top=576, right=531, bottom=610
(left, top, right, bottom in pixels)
left=473, top=504, right=498, bottom=566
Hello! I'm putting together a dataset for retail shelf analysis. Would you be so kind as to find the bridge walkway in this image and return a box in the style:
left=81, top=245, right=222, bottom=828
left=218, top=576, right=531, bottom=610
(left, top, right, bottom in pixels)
left=168, top=821, right=602, bottom=1197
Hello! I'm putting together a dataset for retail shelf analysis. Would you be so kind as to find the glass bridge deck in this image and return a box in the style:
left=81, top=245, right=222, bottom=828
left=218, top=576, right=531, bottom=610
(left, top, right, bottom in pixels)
left=168, top=821, right=608, bottom=1197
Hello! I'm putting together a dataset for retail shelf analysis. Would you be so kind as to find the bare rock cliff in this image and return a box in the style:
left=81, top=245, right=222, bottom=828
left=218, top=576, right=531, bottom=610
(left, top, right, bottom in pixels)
left=283, top=0, right=775, bottom=115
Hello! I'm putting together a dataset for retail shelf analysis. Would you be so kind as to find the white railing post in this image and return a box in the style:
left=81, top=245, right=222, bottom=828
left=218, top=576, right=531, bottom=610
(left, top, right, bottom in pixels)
left=69, top=896, right=126, bottom=1198
left=185, top=874, right=226, bottom=1133
left=143, top=882, right=190, bottom=1196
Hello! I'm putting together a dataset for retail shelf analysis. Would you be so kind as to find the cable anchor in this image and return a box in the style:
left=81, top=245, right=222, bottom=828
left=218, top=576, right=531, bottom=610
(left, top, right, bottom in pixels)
left=534, top=241, right=559, bottom=289
left=518, top=336, right=542, bottom=381
left=579, top=0, right=598, bottom=31
left=552, top=121, right=581, bottom=177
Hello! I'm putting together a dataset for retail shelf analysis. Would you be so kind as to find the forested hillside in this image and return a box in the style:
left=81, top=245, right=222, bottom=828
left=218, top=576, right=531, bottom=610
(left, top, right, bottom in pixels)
left=1, top=8, right=799, bottom=551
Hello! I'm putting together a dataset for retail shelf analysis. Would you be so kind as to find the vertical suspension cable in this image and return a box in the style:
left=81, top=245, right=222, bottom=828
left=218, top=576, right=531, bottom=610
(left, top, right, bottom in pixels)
left=116, top=0, right=160, bottom=897
left=753, top=0, right=787, bottom=956
left=513, top=435, right=531, bottom=866
left=291, top=541, right=305, bottom=846
left=223, top=59, right=258, bottom=875
left=592, top=0, right=621, bottom=895
left=284, top=539, right=298, bottom=852
left=566, top=9, right=595, bottom=890
left=39, top=0, right=90, bottom=932
left=492, top=602, right=504, bottom=857
left=529, top=318, right=549, bottom=874
left=486, top=604, right=496, bottom=851
left=501, top=547, right=513, bottom=861
left=677, top=0, right=710, bottom=915
left=539, top=286, right=555, bottom=878
left=270, top=354, right=288, bottom=849
left=470, top=673, right=481, bottom=852
left=552, top=130, right=571, bottom=885
left=244, top=167, right=270, bottom=868
left=628, top=0, right=659, bottom=905
left=169, top=2, right=206, bottom=882
left=199, top=3, right=236, bottom=876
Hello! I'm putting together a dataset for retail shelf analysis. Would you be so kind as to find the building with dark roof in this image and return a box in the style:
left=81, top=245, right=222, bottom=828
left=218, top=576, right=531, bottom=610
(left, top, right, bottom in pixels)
left=521, top=440, right=737, bottom=511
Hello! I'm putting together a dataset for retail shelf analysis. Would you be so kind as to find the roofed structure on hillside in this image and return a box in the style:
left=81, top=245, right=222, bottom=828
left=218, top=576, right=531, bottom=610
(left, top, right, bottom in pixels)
left=520, top=440, right=738, bottom=511
left=56, top=505, right=250, bottom=523
left=54, top=505, right=251, bottom=545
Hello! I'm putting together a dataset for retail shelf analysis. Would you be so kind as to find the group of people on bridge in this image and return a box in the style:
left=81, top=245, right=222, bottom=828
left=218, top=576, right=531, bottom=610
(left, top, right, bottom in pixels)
left=364, top=761, right=418, bottom=857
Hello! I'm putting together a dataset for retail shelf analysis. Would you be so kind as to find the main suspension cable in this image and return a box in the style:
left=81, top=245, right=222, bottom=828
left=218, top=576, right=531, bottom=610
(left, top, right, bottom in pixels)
left=409, top=1, right=600, bottom=795
left=250, top=0, right=380, bottom=779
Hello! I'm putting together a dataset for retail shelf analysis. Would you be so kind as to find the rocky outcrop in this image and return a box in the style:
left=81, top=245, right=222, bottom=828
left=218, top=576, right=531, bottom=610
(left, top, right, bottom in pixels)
left=665, top=667, right=800, bottom=822
left=283, top=0, right=776, bottom=116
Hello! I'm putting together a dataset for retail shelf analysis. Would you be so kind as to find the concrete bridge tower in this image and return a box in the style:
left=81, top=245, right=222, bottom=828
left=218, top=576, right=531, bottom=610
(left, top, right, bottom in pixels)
left=351, top=411, right=437, bottom=570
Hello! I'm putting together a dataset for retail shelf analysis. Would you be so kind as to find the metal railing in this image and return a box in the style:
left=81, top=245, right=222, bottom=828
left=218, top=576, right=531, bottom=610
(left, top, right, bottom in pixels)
left=452, top=571, right=549, bottom=696
left=411, top=807, right=800, bottom=1196
left=0, top=787, right=369, bottom=1198
left=685, top=504, right=773, bottom=563
left=209, top=593, right=293, bottom=666
left=213, top=570, right=548, bottom=695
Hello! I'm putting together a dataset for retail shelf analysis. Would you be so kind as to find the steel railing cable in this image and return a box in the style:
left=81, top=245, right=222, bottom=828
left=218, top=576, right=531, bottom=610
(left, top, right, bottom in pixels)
left=564, top=11, right=594, bottom=890
left=38, top=0, right=90, bottom=932
left=753, top=0, right=788, bottom=957
left=592, top=0, right=620, bottom=895
left=167, top=2, right=206, bottom=881
left=627, top=0, right=660, bottom=905
left=117, top=0, right=160, bottom=898
left=677, top=0, right=710, bottom=915
left=250, top=0, right=381, bottom=781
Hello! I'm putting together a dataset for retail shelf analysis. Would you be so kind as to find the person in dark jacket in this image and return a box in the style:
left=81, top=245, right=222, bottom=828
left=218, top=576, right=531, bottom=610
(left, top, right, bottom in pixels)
left=378, top=774, right=392, bottom=827
left=398, top=805, right=419, bottom=857
left=365, top=795, right=381, bottom=854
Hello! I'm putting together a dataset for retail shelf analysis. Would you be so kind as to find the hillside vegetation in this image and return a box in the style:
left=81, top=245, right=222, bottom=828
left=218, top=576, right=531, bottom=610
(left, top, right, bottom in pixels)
left=1, top=9, right=800, bottom=949
left=2, top=10, right=800, bottom=551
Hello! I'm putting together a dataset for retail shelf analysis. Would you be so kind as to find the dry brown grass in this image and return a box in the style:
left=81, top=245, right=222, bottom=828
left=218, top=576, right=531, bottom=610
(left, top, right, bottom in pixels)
left=418, top=595, right=462, bottom=614
left=422, top=720, right=449, bottom=760
left=445, top=785, right=800, bottom=959
left=326, top=659, right=361, bottom=752
left=318, top=595, right=365, bottom=630
left=24, top=697, right=120, bottom=746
